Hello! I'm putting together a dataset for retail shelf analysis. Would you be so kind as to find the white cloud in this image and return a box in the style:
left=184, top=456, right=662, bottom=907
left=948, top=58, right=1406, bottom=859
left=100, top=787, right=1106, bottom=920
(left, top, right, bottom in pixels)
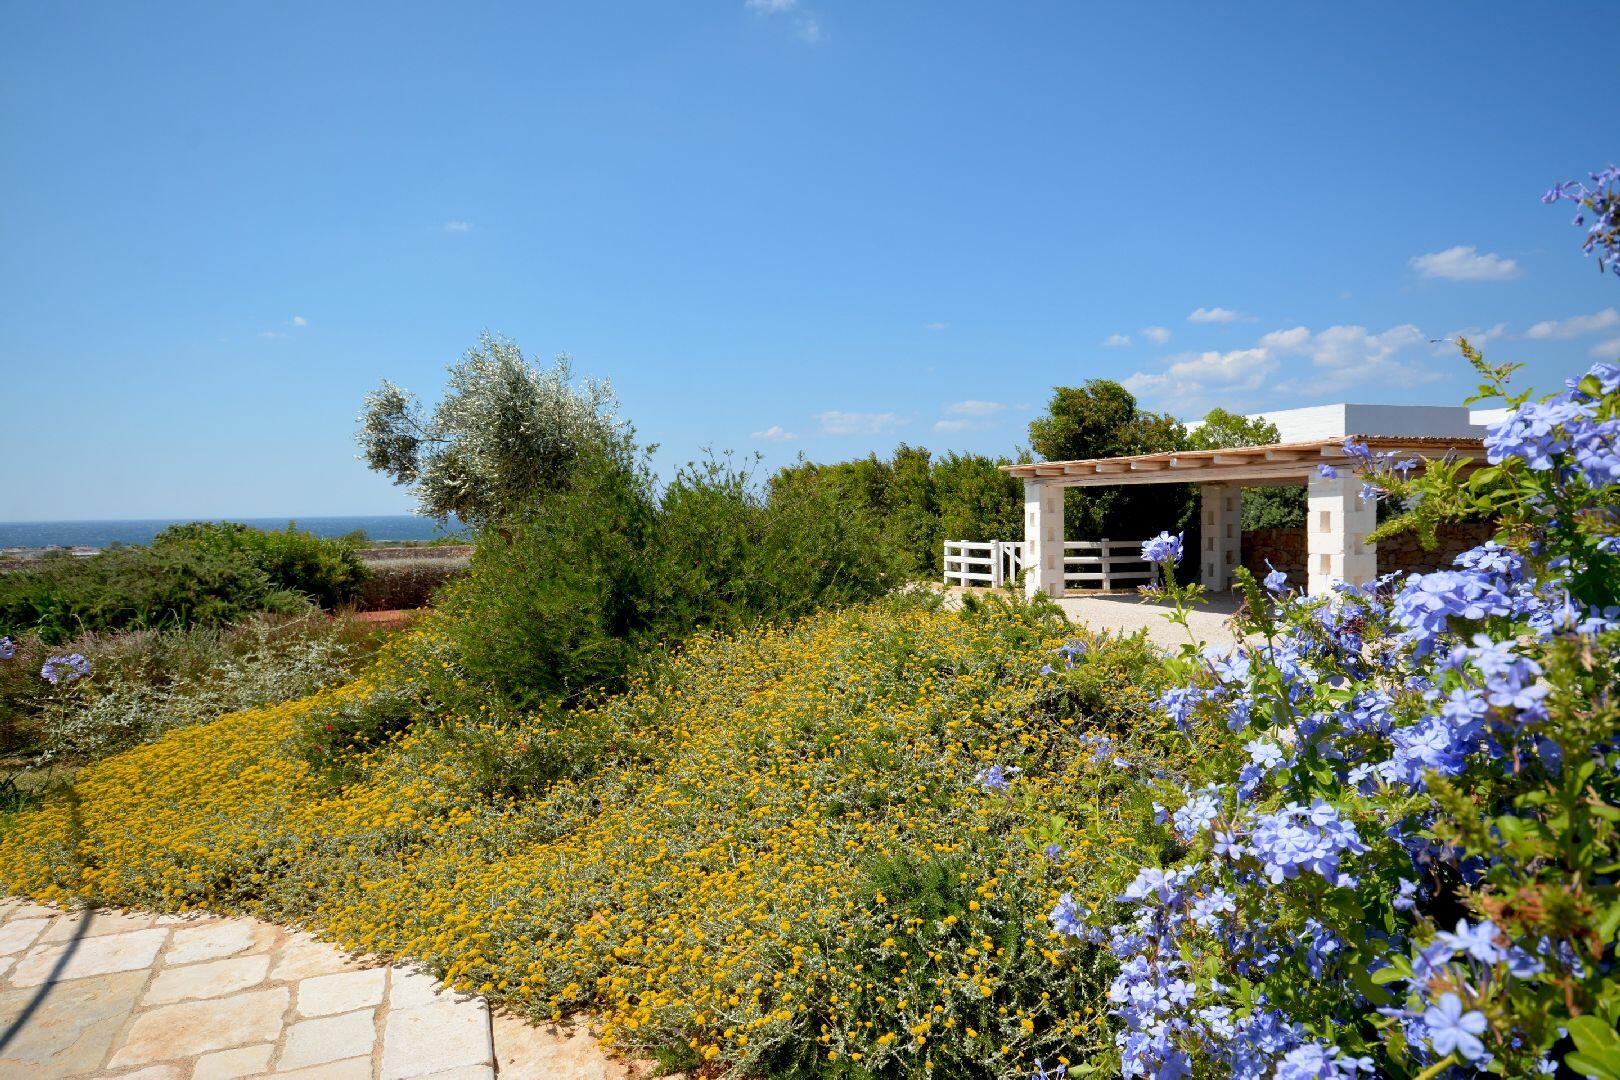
left=1592, top=337, right=1620, bottom=359
left=1101, top=333, right=1131, bottom=347
left=924, top=321, right=949, bottom=331
left=745, top=0, right=796, bottom=10
left=443, top=220, right=472, bottom=233
left=750, top=425, right=798, bottom=441
left=794, top=14, right=824, bottom=42
left=1124, top=323, right=1440, bottom=413
left=934, top=419, right=972, bottom=432
left=945, top=400, right=1006, bottom=416
left=1525, top=307, right=1620, bottom=340
left=291, top=315, right=308, bottom=327
left=1438, top=322, right=1509, bottom=350
left=1140, top=326, right=1172, bottom=345
left=746, top=0, right=823, bottom=42
left=1409, top=245, right=1521, bottom=282
left=259, top=330, right=282, bottom=340
left=815, top=411, right=906, bottom=436
left=1188, top=306, right=1254, bottom=324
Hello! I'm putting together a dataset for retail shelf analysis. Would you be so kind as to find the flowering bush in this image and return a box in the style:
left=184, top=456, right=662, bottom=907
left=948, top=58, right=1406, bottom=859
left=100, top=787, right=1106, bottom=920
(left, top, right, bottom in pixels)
left=1545, top=165, right=1620, bottom=276
left=0, top=598, right=1183, bottom=1078
left=1044, top=349, right=1620, bottom=1077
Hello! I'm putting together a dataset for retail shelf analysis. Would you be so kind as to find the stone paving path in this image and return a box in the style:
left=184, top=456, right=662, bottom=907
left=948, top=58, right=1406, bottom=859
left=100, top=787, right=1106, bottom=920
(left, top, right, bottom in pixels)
left=0, top=898, right=652, bottom=1079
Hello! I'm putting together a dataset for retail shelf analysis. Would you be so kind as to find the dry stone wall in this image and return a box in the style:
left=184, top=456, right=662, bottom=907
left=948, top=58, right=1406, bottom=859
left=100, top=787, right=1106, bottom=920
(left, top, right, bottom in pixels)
left=1242, top=520, right=1497, bottom=588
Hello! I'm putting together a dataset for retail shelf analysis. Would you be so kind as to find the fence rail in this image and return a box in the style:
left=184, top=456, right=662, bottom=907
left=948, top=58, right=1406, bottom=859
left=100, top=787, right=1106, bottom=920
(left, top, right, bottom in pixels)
left=943, top=539, right=1157, bottom=591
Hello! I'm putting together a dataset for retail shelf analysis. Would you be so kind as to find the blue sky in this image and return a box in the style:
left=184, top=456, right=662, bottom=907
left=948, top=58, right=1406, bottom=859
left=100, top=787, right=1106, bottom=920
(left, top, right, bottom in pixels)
left=1, top=2, right=1614, bottom=520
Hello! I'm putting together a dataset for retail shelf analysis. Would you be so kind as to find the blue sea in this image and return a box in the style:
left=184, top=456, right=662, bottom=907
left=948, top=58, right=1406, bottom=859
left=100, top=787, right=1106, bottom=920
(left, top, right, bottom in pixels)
left=0, top=515, right=466, bottom=550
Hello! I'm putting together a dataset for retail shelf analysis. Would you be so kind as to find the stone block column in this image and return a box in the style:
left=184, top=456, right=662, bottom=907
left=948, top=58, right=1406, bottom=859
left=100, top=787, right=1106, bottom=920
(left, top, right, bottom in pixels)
left=1199, top=484, right=1242, bottom=591
left=1023, top=479, right=1065, bottom=599
left=1306, top=471, right=1377, bottom=594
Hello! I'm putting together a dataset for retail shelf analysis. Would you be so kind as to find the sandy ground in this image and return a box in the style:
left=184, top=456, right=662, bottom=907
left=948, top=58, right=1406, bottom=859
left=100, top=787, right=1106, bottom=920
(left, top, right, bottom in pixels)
left=941, top=585, right=1242, bottom=651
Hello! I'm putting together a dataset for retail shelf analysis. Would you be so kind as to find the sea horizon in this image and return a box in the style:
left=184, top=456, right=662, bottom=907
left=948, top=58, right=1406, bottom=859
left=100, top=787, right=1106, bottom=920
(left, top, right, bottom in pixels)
left=0, top=515, right=466, bottom=550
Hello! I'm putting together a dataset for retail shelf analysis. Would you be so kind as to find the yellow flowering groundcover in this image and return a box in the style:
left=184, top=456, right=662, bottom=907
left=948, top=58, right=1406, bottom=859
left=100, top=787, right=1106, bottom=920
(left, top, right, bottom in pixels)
left=0, top=599, right=1188, bottom=1078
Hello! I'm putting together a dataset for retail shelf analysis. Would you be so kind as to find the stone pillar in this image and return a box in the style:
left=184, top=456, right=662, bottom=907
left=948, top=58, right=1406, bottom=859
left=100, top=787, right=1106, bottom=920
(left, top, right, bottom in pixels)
left=1199, top=484, right=1242, bottom=591
left=1307, top=471, right=1377, bottom=594
left=1023, top=479, right=1065, bottom=599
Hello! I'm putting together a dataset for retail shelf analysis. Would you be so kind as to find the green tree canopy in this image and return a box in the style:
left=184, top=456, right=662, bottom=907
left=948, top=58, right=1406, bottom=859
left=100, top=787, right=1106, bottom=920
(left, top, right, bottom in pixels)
left=356, top=332, right=626, bottom=529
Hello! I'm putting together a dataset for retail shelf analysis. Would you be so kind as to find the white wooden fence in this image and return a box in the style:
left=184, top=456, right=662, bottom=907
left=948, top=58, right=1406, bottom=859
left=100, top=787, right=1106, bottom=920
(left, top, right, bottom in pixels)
left=943, top=539, right=1157, bottom=591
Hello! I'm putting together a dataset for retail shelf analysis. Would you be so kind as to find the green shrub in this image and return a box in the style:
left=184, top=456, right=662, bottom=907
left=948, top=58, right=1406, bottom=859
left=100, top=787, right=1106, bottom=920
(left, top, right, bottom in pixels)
left=442, top=451, right=903, bottom=711
left=0, top=613, right=381, bottom=761
left=0, top=524, right=367, bottom=644
left=356, top=557, right=466, bottom=611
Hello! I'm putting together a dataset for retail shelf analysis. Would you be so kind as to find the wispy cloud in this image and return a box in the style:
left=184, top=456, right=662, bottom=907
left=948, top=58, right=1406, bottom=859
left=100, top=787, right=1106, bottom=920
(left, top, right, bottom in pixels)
left=291, top=315, right=308, bottom=327
left=1593, top=337, right=1620, bottom=359
left=750, top=425, right=798, bottom=441
left=1101, top=333, right=1131, bottom=347
left=934, top=419, right=972, bottom=432
left=1409, top=245, right=1521, bottom=282
left=444, top=220, right=473, bottom=233
left=1124, top=323, right=1438, bottom=414
left=815, top=411, right=906, bottom=436
left=924, top=321, right=949, bottom=331
left=944, top=400, right=1006, bottom=416
left=1140, top=326, right=1172, bottom=345
left=1524, top=307, right=1619, bottom=340
left=1188, top=306, right=1254, bottom=324
left=745, top=0, right=825, bottom=43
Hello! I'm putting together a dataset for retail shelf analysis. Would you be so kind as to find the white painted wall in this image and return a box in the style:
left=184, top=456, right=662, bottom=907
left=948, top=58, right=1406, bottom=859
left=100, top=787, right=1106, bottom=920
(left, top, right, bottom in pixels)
left=1186, top=403, right=1493, bottom=443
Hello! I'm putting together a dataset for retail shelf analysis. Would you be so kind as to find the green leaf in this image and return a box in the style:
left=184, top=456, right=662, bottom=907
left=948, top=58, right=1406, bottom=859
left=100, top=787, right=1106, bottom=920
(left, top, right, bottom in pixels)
left=1569, top=1016, right=1620, bottom=1055
left=1565, top=1051, right=1620, bottom=1080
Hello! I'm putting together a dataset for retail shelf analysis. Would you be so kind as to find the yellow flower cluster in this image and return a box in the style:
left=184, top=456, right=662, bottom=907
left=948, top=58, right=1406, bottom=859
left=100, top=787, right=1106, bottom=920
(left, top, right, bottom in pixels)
left=0, top=600, right=1180, bottom=1077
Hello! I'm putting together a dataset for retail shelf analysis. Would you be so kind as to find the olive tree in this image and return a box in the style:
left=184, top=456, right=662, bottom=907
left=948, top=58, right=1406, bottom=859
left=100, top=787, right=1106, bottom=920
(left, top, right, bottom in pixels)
left=356, top=332, right=625, bottom=529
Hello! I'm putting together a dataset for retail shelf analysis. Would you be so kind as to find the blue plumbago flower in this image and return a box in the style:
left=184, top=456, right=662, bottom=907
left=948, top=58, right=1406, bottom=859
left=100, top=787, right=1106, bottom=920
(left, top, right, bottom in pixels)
left=1421, top=992, right=1489, bottom=1062
left=1435, top=918, right=1505, bottom=964
left=0, top=636, right=15, bottom=661
left=40, top=653, right=90, bottom=685
left=1043, top=842, right=1064, bottom=860
left=1263, top=560, right=1290, bottom=594
left=1141, top=531, right=1184, bottom=565
left=1543, top=165, right=1620, bottom=274
left=973, top=763, right=1018, bottom=791
left=1317, top=463, right=1338, bottom=479
left=1030, top=1061, right=1068, bottom=1080
left=1048, top=892, right=1091, bottom=939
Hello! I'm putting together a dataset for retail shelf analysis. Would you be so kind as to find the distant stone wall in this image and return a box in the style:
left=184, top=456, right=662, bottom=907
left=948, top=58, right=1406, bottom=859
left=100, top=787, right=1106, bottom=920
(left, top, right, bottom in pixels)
left=1242, top=521, right=1496, bottom=588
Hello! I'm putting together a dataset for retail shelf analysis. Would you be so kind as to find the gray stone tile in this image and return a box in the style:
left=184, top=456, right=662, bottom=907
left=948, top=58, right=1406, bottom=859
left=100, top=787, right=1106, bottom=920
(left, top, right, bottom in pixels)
left=192, top=1043, right=275, bottom=1080
left=106, top=986, right=289, bottom=1068
left=381, top=998, right=493, bottom=1080
left=295, top=967, right=386, bottom=1017
left=0, top=919, right=50, bottom=957
left=0, top=969, right=146, bottom=1077
left=164, top=921, right=272, bottom=966
left=142, top=953, right=270, bottom=1005
left=9, top=928, right=169, bottom=987
left=275, top=1008, right=378, bottom=1072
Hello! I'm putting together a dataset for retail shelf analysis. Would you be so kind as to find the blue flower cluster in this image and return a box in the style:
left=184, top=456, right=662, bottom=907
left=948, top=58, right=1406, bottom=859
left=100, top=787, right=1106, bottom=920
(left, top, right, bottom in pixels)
left=40, top=653, right=90, bottom=685
left=1544, top=164, right=1620, bottom=275
left=1038, top=361, right=1620, bottom=1077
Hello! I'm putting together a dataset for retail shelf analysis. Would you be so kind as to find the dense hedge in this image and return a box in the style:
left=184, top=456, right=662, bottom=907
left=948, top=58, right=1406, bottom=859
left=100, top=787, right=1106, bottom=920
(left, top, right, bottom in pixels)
left=0, top=523, right=367, bottom=644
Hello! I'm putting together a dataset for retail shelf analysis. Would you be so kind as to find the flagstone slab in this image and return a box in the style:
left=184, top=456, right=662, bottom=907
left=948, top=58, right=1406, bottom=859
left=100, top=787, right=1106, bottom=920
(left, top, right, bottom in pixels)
left=107, top=987, right=289, bottom=1068
left=192, top=1043, right=275, bottom=1080
left=164, top=920, right=270, bottom=966
left=0, top=969, right=146, bottom=1077
left=38, top=910, right=155, bottom=943
left=142, top=953, right=270, bottom=1005
left=9, top=928, right=169, bottom=987
left=276, top=1008, right=379, bottom=1071
left=0, top=918, right=50, bottom=955
left=295, top=966, right=387, bottom=1017
left=380, top=999, right=494, bottom=1080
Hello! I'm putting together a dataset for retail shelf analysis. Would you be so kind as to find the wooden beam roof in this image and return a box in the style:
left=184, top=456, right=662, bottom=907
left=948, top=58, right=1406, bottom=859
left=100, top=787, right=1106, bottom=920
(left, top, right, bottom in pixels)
left=1000, top=436, right=1484, bottom=488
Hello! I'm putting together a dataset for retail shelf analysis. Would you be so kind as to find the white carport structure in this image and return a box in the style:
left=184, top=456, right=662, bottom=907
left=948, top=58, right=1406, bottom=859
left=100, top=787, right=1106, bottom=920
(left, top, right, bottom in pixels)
left=1000, top=403, right=1492, bottom=599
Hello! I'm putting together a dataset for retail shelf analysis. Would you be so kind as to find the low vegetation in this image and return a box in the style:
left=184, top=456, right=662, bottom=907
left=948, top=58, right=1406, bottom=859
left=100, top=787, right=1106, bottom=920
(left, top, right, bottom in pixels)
left=0, top=522, right=367, bottom=643
left=0, top=597, right=1183, bottom=1078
